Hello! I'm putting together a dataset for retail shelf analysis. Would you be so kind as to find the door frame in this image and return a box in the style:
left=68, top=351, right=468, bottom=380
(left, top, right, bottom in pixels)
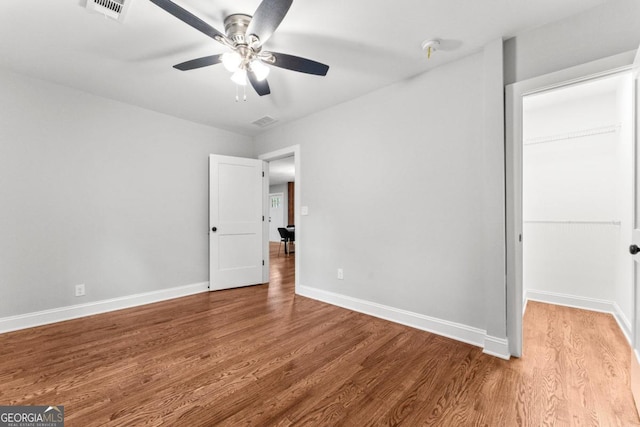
left=259, top=145, right=301, bottom=291
left=505, top=51, right=637, bottom=357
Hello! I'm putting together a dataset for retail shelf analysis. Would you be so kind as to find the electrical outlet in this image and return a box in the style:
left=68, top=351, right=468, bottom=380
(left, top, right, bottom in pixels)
left=337, top=268, right=344, bottom=280
left=75, top=284, right=85, bottom=297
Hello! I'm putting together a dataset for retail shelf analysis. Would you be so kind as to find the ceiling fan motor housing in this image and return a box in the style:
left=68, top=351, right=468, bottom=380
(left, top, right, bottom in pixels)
left=224, top=14, right=252, bottom=45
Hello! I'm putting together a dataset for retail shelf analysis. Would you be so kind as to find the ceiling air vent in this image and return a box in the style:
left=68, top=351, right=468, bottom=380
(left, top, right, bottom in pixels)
left=86, top=0, right=131, bottom=23
left=252, top=116, right=278, bottom=128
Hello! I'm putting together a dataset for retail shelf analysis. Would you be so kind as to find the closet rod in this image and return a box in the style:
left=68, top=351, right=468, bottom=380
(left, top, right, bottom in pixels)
left=524, top=220, right=621, bottom=226
left=524, top=124, right=620, bottom=146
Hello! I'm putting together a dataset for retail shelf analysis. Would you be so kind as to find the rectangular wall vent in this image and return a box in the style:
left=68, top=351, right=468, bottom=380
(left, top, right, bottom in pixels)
left=86, top=0, right=131, bottom=23
left=252, top=116, right=278, bottom=128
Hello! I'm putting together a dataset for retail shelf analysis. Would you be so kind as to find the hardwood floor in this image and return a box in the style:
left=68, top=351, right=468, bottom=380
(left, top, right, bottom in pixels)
left=1, top=243, right=638, bottom=425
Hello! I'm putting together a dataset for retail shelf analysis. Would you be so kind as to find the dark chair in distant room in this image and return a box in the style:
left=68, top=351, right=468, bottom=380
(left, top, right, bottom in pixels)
left=286, top=225, right=295, bottom=253
left=277, top=227, right=295, bottom=256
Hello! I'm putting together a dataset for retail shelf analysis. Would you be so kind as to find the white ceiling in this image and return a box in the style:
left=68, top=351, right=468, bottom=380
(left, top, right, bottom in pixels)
left=0, top=0, right=607, bottom=136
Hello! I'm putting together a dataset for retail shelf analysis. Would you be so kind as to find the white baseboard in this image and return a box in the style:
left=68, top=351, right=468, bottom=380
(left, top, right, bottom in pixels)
left=483, top=336, right=511, bottom=360
left=0, top=282, right=209, bottom=334
left=613, top=302, right=633, bottom=346
left=526, top=289, right=632, bottom=346
left=297, top=285, right=511, bottom=360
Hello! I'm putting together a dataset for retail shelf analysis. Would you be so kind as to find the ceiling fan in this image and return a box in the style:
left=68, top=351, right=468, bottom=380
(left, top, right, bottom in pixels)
left=149, top=0, right=330, bottom=97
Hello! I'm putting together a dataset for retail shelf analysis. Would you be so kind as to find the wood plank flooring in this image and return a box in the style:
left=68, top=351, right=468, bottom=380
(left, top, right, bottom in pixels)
left=1, top=243, right=638, bottom=425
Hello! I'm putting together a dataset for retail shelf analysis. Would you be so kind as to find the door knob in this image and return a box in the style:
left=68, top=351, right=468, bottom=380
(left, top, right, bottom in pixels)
left=211, top=227, right=217, bottom=232
left=630, top=244, right=640, bottom=255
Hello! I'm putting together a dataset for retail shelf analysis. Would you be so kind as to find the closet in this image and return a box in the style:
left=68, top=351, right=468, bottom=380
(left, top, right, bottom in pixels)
left=522, top=72, right=633, bottom=335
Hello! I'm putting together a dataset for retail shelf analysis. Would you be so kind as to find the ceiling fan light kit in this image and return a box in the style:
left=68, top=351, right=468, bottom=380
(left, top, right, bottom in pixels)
left=231, top=68, right=248, bottom=86
left=221, top=51, right=243, bottom=72
left=149, top=0, right=330, bottom=99
left=250, top=60, right=270, bottom=82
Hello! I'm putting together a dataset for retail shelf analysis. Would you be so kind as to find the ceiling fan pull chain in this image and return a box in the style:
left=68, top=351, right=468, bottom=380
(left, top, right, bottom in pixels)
left=243, top=85, right=247, bottom=102
left=235, top=84, right=239, bottom=102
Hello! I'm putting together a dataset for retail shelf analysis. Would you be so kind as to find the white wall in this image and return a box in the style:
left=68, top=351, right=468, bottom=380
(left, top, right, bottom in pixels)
left=504, top=0, right=640, bottom=84
left=253, top=0, right=640, bottom=352
left=254, top=51, right=506, bottom=346
left=522, top=76, right=633, bottom=328
left=0, top=68, right=253, bottom=318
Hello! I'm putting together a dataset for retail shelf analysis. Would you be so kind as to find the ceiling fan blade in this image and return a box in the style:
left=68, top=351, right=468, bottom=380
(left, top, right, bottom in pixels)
left=246, top=0, right=293, bottom=46
left=149, top=0, right=226, bottom=42
left=173, top=54, right=223, bottom=71
left=248, top=71, right=271, bottom=96
left=267, top=52, right=329, bottom=76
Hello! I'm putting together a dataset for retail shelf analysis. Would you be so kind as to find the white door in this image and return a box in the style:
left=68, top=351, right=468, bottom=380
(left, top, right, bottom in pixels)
left=209, top=154, right=265, bottom=291
left=629, top=45, right=640, bottom=410
left=269, top=193, right=284, bottom=242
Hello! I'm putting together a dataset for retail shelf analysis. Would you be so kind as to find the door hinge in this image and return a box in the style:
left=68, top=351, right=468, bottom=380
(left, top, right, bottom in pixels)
left=262, top=260, right=265, bottom=266
left=519, top=234, right=522, bottom=242
left=262, top=215, right=265, bottom=221
left=262, top=171, right=265, bottom=177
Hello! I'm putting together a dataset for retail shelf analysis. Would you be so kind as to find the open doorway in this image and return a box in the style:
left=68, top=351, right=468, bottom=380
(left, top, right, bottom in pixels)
left=259, top=146, right=300, bottom=294
left=268, top=156, right=295, bottom=259
left=521, top=72, right=633, bottom=343
left=505, top=50, right=638, bottom=358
